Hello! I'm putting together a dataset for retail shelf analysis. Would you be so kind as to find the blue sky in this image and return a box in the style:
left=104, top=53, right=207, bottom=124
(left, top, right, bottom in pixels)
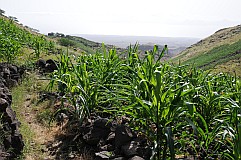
left=0, top=0, right=240, bottom=38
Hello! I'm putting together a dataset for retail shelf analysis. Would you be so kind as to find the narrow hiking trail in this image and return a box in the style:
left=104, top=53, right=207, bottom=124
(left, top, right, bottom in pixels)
left=12, top=73, right=91, bottom=160
left=11, top=74, right=64, bottom=160
left=20, top=94, right=56, bottom=160
left=11, top=72, right=152, bottom=160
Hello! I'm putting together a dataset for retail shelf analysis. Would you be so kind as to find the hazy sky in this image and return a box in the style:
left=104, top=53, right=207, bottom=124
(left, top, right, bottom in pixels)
left=0, top=0, right=240, bottom=38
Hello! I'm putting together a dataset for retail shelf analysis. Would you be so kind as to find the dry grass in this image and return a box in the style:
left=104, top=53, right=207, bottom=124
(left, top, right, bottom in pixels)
left=11, top=72, right=93, bottom=160
left=11, top=73, right=51, bottom=159
left=172, top=24, right=241, bottom=63
left=213, top=57, right=241, bottom=77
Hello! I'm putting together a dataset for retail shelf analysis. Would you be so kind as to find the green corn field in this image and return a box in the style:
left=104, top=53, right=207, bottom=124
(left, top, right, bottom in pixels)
left=0, top=17, right=56, bottom=63
left=47, top=44, right=241, bottom=159
left=1, top=15, right=241, bottom=159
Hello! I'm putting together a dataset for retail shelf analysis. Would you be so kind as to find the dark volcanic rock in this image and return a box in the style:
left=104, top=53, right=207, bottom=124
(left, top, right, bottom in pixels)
left=3, top=67, right=10, bottom=79
left=0, top=63, right=24, bottom=159
left=36, top=59, right=58, bottom=73
left=94, top=118, right=112, bottom=129
left=0, top=87, right=12, bottom=103
left=121, top=141, right=138, bottom=157
left=36, top=59, right=46, bottom=69
left=107, top=132, right=115, bottom=144
left=121, top=138, right=151, bottom=159
left=8, top=65, right=18, bottom=74
left=83, top=118, right=112, bottom=146
left=0, top=63, right=24, bottom=88
left=0, top=98, right=9, bottom=111
left=45, top=59, right=58, bottom=72
left=115, top=125, right=136, bottom=149
left=6, top=79, right=18, bottom=88
left=78, top=116, right=151, bottom=160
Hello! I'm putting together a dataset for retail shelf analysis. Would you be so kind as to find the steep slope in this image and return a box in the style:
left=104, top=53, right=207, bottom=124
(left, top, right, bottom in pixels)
left=171, top=24, right=241, bottom=76
left=0, top=15, right=107, bottom=64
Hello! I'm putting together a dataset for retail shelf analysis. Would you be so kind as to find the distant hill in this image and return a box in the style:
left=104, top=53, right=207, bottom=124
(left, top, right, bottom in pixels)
left=171, top=24, right=241, bottom=77
left=74, top=34, right=199, bottom=49
left=47, top=33, right=125, bottom=54
left=138, top=44, right=186, bottom=58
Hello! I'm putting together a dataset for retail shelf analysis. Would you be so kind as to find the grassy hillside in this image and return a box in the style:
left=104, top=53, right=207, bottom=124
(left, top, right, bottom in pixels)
left=0, top=15, right=108, bottom=65
left=48, top=33, right=124, bottom=55
left=0, top=15, right=55, bottom=63
left=171, top=24, right=241, bottom=76
left=1, top=13, right=241, bottom=160
left=47, top=33, right=98, bottom=54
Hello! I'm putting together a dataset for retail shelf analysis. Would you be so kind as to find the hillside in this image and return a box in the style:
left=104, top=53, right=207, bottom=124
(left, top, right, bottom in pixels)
left=0, top=14, right=110, bottom=65
left=1, top=12, right=241, bottom=160
left=47, top=33, right=124, bottom=54
left=171, top=24, right=241, bottom=76
left=0, top=15, right=54, bottom=63
left=0, top=14, right=123, bottom=159
left=138, top=44, right=186, bottom=57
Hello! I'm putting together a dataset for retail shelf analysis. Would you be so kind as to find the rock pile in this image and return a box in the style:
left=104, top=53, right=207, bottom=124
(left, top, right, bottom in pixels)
left=0, top=63, right=24, bottom=159
left=80, top=117, right=151, bottom=160
left=36, top=59, right=58, bottom=73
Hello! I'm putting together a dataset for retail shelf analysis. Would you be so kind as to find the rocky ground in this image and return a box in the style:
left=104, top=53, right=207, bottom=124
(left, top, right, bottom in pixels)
left=45, top=114, right=152, bottom=160
left=0, top=63, right=24, bottom=159
left=0, top=61, right=152, bottom=160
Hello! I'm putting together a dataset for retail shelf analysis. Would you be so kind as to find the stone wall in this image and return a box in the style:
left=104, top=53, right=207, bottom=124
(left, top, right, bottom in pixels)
left=0, top=63, right=24, bottom=159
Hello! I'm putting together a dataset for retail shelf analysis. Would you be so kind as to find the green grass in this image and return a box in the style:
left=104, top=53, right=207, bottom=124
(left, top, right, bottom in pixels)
left=51, top=35, right=119, bottom=55
left=11, top=76, right=35, bottom=159
left=11, top=73, right=50, bottom=159
left=183, top=40, right=241, bottom=69
left=170, top=25, right=241, bottom=78
left=53, top=35, right=97, bottom=54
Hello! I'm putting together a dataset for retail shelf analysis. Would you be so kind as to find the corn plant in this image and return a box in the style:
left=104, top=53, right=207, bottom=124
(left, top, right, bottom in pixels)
left=0, top=17, right=56, bottom=63
left=47, top=43, right=241, bottom=159
left=48, top=46, right=126, bottom=123
left=115, top=45, right=187, bottom=159
left=220, top=78, right=241, bottom=159
left=0, top=36, right=21, bottom=62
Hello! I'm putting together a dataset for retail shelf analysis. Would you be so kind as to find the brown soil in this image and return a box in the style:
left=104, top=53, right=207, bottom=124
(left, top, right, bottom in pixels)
left=21, top=95, right=59, bottom=160
left=20, top=92, right=92, bottom=160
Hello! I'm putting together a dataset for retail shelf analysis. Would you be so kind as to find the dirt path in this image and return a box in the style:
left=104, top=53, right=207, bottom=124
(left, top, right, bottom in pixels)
left=11, top=73, right=92, bottom=160
left=11, top=75, right=63, bottom=160
left=21, top=96, right=57, bottom=160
